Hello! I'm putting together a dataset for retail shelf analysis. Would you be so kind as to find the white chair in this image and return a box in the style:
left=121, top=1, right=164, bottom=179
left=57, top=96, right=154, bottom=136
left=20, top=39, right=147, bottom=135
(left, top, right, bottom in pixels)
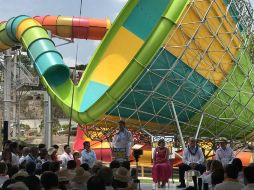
left=185, top=170, right=200, bottom=187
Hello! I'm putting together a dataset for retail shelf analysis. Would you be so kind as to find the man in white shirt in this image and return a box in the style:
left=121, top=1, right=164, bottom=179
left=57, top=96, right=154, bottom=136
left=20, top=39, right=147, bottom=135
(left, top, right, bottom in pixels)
left=60, top=145, right=74, bottom=168
left=215, top=137, right=235, bottom=167
left=177, top=137, right=206, bottom=188
left=112, top=120, right=133, bottom=161
left=81, top=141, right=96, bottom=168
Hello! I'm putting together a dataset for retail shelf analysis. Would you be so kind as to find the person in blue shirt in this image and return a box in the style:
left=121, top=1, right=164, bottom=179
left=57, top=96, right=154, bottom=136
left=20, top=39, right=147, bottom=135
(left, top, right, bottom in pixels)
left=177, top=137, right=206, bottom=188
left=81, top=141, right=96, bottom=168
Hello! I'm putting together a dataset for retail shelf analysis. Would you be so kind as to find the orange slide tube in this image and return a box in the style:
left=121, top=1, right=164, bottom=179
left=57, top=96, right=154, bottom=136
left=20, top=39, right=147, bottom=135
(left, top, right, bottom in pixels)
left=33, top=16, right=110, bottom=40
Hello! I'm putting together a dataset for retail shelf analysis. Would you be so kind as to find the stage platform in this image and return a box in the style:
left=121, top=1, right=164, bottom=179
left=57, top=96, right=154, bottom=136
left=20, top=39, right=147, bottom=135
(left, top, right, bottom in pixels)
left=141, top=183, right=185, bottom=190
left=138, top=177, right=188, bottom=190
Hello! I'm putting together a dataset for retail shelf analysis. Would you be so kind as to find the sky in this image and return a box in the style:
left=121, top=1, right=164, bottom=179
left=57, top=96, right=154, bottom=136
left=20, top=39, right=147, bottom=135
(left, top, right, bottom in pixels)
left=0, top=0, right=254, bottom=67
left=0, top=0, right=128, bottom=67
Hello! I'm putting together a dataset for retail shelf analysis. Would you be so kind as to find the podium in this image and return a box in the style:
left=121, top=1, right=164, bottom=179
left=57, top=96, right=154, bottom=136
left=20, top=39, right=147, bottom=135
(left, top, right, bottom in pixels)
left=112, top=148, right=128, bottom=162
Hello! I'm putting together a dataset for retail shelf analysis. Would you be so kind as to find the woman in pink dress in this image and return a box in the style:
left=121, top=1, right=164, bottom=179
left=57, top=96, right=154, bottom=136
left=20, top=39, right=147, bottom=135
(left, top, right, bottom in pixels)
left=152, top=139, right=172, bottom=188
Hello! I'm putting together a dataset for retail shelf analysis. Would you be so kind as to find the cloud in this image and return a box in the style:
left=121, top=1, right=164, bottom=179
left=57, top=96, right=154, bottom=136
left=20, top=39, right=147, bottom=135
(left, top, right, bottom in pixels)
left=251, top=0, right=254, bottom=6
left=63, top=57, right=84, bottom=67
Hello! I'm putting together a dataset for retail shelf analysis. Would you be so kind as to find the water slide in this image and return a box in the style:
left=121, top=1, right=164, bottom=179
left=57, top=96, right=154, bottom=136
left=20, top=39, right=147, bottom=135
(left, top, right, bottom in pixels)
left=0, top=0, right=252, bottom=139
left=0, top=0, right=189, bottom=124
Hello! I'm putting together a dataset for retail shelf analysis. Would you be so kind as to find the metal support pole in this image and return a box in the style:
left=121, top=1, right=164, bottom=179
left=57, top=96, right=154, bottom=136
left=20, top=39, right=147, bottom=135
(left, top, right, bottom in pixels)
left=170, top=101, right=186, bottom=149
left=43, top=30, right=53, bottom=148
left=195, top=113, right=204, bottom=140
left=12, top=52, right=17, bottom=138
left=3, top=50, right=12, bottom=141
left=140, top=127, right=153, bottom=138
left=0, top=52, right=3, bottom=148
left=44, top=92, right=52, bottom=148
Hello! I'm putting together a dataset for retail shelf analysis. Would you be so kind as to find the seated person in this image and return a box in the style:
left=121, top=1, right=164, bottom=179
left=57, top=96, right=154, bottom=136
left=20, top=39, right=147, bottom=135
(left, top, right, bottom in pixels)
left=231, top=158, right=244, bottom=184
left=202, top=160, right=213, bottom=176
left=211, top=168, right=224, bottom=189
left=215, top=137, right=234, bottom=168
left=203, top=160, right=223, bottom=186
left=242, top=166, right=254, bottom=190
left=112, top=167, right=131, bottom=189
left=214, top=164, right=244, bottom=190
left=0, top=162, right=9, bottom=187
left=152, top=139, right=172, bottom=188
left=177, top=137, right=206, bottom=188
left=199, top=160, right=212, bottom=187
left=81, top=141, right=96, bottom=168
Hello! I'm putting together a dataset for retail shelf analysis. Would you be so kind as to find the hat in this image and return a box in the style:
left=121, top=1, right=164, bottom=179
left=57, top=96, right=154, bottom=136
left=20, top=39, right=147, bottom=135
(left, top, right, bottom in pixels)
left=57, top=169, right=74, bottom=182
left=7, top=182, right=29, bottom=190
left=48, top=147, right=56, bottom=156
left=113, top=167, right=131, bottom=183
left=216, top=137, right=228, bottom=143
left=11, top=170, right=29, bottom=179
left=71, top=167, right=91, bottom=183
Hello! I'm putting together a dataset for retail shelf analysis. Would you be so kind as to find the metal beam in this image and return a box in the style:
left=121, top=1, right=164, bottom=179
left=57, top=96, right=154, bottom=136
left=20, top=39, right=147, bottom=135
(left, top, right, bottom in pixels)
left=195, top=113, right=204, bottom=140
left=170, top=100, right=185, bottom=149
left=140, top=127, right=153, bottom=137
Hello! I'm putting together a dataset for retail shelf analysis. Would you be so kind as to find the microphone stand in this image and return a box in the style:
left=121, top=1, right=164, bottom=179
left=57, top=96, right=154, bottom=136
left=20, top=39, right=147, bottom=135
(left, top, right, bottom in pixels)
left=134, top=154, right=141, bottom=190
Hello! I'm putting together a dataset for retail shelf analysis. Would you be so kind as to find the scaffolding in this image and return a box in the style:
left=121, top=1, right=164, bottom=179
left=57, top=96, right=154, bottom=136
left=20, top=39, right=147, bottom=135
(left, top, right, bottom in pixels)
left=0, top=49, right=40, bottom=142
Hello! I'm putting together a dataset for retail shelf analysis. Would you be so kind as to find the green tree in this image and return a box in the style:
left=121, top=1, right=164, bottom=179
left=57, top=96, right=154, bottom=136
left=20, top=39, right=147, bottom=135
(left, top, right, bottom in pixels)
left=20, top=123, right=30, bottom=131
left=39, top=116, right=61, bottom=134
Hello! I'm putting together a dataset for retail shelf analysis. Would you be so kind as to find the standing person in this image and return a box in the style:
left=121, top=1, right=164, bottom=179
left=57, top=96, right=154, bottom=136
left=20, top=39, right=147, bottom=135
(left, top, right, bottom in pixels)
left=52, top=145, right=59, bottom=161
left=25, top=147, right=39, bottom=165
left=1, top=140, right=12, bottom=164
left=73, top=151, right=81, bottom=167
left=215, top=137, right=235, bottom=167
left=19, top=147, right=30, bottom=165
left=152, top=139, right=172, bottom=188
left=10, top=142, right=19, bottom=166
left=177, top=137, right=206, bottom=188
left=81, top=141, right=96, bottom=168
left=60, top=145, right=74, bottom=169
left=48, top=147, right=58, bottom=162
left=112, top=120, right=133, bottom=161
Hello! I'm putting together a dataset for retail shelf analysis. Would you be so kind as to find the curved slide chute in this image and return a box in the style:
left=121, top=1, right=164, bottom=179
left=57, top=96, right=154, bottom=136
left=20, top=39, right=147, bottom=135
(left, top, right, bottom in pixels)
left=0, top=0, right=189, bottom=123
